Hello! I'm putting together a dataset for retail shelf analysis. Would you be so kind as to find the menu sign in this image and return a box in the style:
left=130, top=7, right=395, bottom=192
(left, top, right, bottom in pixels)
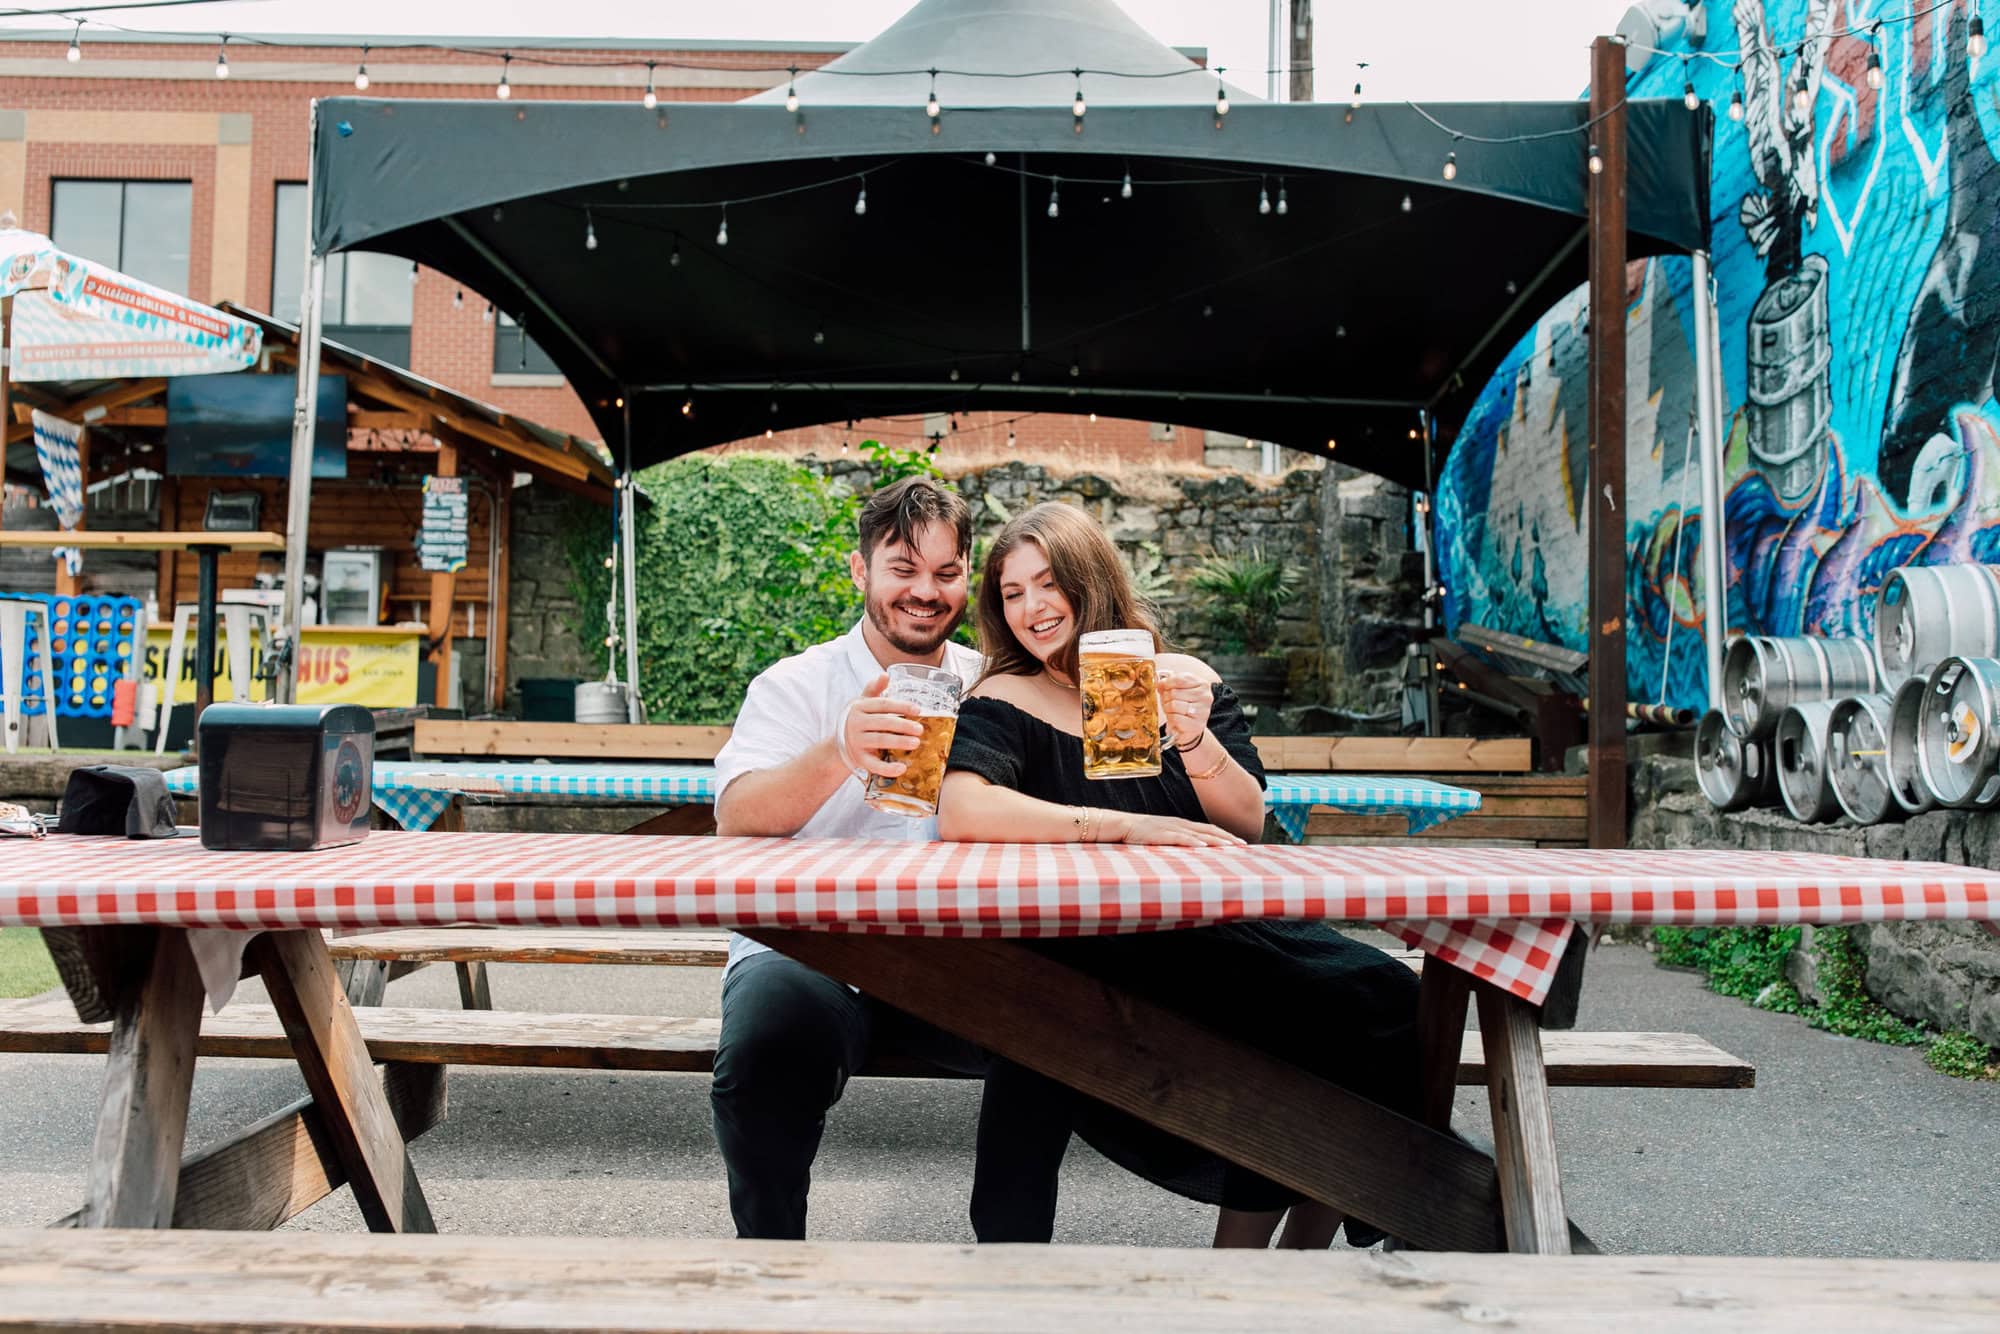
left=417, top=474, right=469, bottom=573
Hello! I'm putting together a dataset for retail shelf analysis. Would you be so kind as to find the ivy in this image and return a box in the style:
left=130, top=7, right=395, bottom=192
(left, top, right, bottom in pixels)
left=1651, top=924, right=1926, bottom=1046
left=1925, top=1031, right=2000, bottom=1081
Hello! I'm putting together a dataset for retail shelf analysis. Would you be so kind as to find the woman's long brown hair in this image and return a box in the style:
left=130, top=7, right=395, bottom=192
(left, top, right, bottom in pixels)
left=974, top=501, right=1164, bottom=685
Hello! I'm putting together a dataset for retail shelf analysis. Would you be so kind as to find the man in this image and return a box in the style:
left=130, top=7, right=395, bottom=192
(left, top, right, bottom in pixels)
left=710, top=475, right=984, bottom=1240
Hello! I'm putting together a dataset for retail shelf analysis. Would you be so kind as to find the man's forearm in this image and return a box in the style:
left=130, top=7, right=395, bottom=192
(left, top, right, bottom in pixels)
left=714, top=738, right=855, bottom=836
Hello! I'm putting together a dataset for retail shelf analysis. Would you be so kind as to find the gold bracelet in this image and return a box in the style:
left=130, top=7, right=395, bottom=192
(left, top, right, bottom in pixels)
left=1070, top=805, right=1092, bottom=842
left=1187, top=748, right=1232, bottom=782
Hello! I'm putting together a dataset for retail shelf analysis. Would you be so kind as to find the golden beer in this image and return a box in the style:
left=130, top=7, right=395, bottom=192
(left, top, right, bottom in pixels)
left=1079, top=629, right=1163, bottom=780
left=865, top=712, right=958, bottom=816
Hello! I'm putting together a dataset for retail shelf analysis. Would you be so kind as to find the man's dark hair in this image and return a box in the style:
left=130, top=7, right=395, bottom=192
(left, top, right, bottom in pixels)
left=856, top=476, right=973, bottom=562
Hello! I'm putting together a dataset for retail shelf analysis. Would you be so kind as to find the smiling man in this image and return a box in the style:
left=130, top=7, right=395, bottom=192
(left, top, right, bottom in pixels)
left=709, top=476, right=985, bottom=1240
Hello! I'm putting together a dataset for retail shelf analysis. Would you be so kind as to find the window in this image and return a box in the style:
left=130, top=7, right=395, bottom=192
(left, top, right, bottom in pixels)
left=494, top=311, right=563, bottom=377
left=273, top=182, right=413, bottom=364
left=51, top=180, right=193, bottom=294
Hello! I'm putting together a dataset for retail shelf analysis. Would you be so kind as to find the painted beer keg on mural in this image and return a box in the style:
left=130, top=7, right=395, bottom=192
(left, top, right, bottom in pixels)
left=1774, top=699, right=1842, bottom=824
left=1745, top=255, right=1832, bottom=506
left=1914, top=657, right=2000, bottom=810
left=1722, top=635, right=1877, bottom=739
left=1825, top=693, right=1900, bottom=825
left=1695, top=708, right=1777, bottom=811
left=1872, top=564, right=2000, bottom=690
left=1885, top=674, right=1940, bottom=817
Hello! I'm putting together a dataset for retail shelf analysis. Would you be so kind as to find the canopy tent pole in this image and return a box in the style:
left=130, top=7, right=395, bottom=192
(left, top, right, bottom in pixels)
left=620, top=398, right=642, bottom=724
left=279, top=100, right=326, bottom=706
left=1586, top=36, right=1629, bottom=849
left=1691, top=249, right=1727, bottom=712
left=1267, top=0, right=1283, bottom=101
left=1017, top=155, right=1031, bottom=354
left=1419, top=410, right=1441, bottom=738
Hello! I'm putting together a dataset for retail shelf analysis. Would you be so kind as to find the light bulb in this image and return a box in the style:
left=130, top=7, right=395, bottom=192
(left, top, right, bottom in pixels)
left=1275, top=182, right=1288, bottom=215
left=669, top=240, right=681, bottom=267
left=1073, top=88, right=1087, bottom=118
left=214, top=38, right=228, bottom=78
left=1588, top=144, right=1603, bottom=175
left=1007, top=431, right=1016, bottom=448
left=785, top=75, right=799, bottom=113
left=453, top=289, right=463, bottom=308
left=1047, top=181, right=1060, bottom=218
left=1728, top=90, right=1744, bottom=122
left=1400, top=194, right=1412, bottom=212
left=1351, top=81, right=1363, bottom=109
left=603, top=556, right=615, bottom=569
left=1258, top=184, right=1271, bottom=215
left=1789, top=78, right=1809, bottom=114
left=681, top=398, right=694, bottom=417
left=585, top=215, right=598, bottom=250
left=1088, top=412, right=1097, bottom=423
left=1335, top=324, right=1346, bottom=338
left=1069, top=362, right=1080, bottom=378
left=643, top=62, right=657, bottom=108
left=1442, top=152, right=1457, bottom=181
left=1215, top=84, right=1230, bottom=116
left=1120, top=169, right=1132, bottom=199
left=1010, top=367, right=1022, bottom=383
left=66, top=25, right=80, bottom=62
left=716, top=211, right=728, bottom=246
left=354, top=45, right=369, bottom=90
left=408, top=261, right=419, bottom=285
left=1972, top=17, right=1988, bottom=59
left=854, top=184, right=867, bottom=216
left=1683, top=81, right=1699, bottom=111
left=948, top=364, right=960, bottom=381
left=497, top=56, right=512, bottom=100
left=927, top=91, right=940, bottom=118
left=1865, top=48, right=1883, bottom=89
left=482, top=304, right=493, bottom=323
left=813, top=326, right=825, bottom=345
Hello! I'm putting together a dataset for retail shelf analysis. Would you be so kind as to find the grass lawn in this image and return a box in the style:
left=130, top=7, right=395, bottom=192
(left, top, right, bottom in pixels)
left=0, top=928, right=58, bottom=998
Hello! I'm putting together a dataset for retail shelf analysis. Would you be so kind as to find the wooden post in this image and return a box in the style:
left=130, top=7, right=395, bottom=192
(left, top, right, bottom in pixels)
left=490, top=480, right=511, bottom=715
left=1586, top=36, right=1629, bottom=850
left=428, top=441, right=458, bottom=709
left=155, top=476, right=180, bottom=615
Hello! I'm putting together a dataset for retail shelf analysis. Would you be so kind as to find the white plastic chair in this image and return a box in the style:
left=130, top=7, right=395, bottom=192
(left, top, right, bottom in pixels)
left=0, top=598, right=59, bottom=754
left=155, top=601, right=276, bottom=754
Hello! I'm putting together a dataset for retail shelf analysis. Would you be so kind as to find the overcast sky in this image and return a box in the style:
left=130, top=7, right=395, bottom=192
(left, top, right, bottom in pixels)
left=13, top=0, right=1639, bottom=102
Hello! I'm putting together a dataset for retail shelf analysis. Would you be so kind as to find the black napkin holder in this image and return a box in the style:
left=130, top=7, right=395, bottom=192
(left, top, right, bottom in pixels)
left=198, top=703, right=375, bottom=851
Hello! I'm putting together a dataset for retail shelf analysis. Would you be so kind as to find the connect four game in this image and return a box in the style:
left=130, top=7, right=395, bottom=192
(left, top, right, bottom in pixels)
left=2, top=594, right=144, bottom=719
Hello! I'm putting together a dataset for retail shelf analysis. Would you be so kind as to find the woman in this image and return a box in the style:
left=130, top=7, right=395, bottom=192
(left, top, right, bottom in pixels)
left=937, top=501, right=1423, bottom=1250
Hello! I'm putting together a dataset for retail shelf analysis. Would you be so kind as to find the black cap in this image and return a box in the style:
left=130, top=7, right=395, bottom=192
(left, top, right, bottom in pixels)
left=57, top=766, right=186, bottom=839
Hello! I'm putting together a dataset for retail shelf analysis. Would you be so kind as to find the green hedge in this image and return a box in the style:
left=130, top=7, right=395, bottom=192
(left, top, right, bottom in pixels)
left=564, top=454, right=864, bottom=724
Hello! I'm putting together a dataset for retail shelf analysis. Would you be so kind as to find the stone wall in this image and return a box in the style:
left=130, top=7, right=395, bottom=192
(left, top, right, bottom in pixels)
left=501, top=481, right=598, bottom=711
left=1316, top=465, right=1427, bottom=715
left=1631, top=756, right=2000, bottom=1049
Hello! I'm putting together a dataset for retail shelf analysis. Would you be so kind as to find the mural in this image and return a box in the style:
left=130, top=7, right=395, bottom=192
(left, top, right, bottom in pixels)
left=1437, top=0, right=2000, bottom=713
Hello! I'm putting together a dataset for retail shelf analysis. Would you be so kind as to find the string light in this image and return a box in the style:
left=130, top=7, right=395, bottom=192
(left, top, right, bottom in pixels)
left=452, top=288, right=463, bottom=309
left=1865, top=45, right=1883, bottom=90
left=926, top=69, right=940, bottom=119
left=854, top=178, right=867, bottom=216
left=984, top=151, right=997, bottom=166
left=1088, top=412, right=1097, bottom=423
left=813, top=325, right=825, bottom=344
left=784, top=67, right=800, bottom=113
left=1120, top=167, right=1133, bottom=199
left=1215, top=76, right=1230, bottom=116
left=948, top=363, right=960, bottom=381
left=1728, top=89, right=1744, bottom=122
left=214, top=36, right=228, bottom=79
left=1680, top=56, right=1696, bottom=111
left=766, top=428, right=774, bottom=438
left=482, top=303, right=493, bottom=323
left=1275, top=178, right=1288, bottom=215
left=1350, top=61, right=1366, bottom=109
left=355, top=44, right=369, bottom=90
left=408, top=261, right=419, bottom=285
left=1789, top=72, right=1809, bottom=115
left=1972, top=16, right=1987, bottom=60
left=496, top=53, right=512, bottom=99
left=716, top=204, right=729, bottom=247
left=66, top=20, right=81, bottom=62
left=1072, top=70, right=1087, bottom=119
left=1587, top=143, right=1603, bottom=175
left=669, top=238, right=681, bottom=267
left=1258, top=180, right=1271, bottom=215
left=584, top=208, right=598, bottom=250
left=1007, top=429, right=1017, bottom=448
left=1442, top=151, right=1457, bottom=181
left=681, top=396, right=694, bottom=417
left=1047, top=178, right=1060, bottom=218
left=1400, top=193, right=1412, bottom=212
left=643, top=61, right=658, bottom=109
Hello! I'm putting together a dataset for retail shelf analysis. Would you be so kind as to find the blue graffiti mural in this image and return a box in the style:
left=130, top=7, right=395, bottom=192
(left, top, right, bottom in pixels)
left=1438, top=0, right=2000, bottom=713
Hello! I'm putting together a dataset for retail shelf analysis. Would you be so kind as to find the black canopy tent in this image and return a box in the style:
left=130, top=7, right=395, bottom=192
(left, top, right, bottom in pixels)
left=277, top=1, right=1715, bottom=797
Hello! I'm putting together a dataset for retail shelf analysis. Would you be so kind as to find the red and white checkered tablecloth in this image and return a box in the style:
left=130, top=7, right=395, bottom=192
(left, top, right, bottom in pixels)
left=1, top=832, right=1994, bottom=1005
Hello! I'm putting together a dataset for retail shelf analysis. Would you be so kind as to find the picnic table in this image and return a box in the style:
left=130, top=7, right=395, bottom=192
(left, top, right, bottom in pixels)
left=160, top=761, right=1482, bottom=842
left=5, top=831, right=1995, bottom=1252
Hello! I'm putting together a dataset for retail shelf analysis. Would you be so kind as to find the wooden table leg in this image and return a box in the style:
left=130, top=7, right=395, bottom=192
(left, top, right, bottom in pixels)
left=1474, top=979, right=1572, bottom=1254
left=751, top=930, right=1507, bottom=1253
left=454, top=961, right=492, bottom=1010
left=77, top=926, right=205, bottom=1228
left=1415, top=958, right=1473, bottom=1132
left=250, top=930, right=436, bottom=1233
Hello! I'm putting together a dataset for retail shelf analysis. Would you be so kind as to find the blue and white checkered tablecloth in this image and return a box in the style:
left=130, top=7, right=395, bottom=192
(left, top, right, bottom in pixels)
left=166, top=762, right=1479, bottom=839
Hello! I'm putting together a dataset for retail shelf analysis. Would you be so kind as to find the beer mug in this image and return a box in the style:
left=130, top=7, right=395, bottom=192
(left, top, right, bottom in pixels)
left=863, top=663, right=962, bottom=817
left=1078, top=629, right=1164, bottom=780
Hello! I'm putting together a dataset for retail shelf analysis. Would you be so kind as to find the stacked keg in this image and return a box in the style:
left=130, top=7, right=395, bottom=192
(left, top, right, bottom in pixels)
left=1697, top=563, right=2000, bottom=823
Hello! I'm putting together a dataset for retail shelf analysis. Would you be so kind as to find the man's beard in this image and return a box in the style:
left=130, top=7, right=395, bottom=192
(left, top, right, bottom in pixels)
left=866, top=586, right=964, bottom=655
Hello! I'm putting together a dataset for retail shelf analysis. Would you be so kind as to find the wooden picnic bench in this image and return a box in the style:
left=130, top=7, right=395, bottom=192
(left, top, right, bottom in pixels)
left=4, top=1229, right=1995, bottom=1332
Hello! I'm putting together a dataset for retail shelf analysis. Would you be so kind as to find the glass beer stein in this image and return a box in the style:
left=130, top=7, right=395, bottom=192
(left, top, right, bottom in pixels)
left=1078, top=629, right=1164, bottom=779
left=862, top=663, right=962, bottom=817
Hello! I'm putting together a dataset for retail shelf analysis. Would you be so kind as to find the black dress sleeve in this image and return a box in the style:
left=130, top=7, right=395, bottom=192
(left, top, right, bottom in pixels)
left=948, top=696, right=1028, bottom=791
left=1205, top=683, right=1267, bottom=790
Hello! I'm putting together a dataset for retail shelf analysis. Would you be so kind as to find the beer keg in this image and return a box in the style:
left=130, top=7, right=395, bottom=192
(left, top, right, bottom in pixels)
left=1885, top=674, right=1940, bottom=816
left=1723, top=635, right=1878, bottom=739
left=1775, top=699, right=1842, bottom=823
left=1826, top=693, right=1899, bottom=825
left=1873, top=564, right=2000, bottom=689
left=1915, top=657, right=2000, bottom=809
left=1695, top=708, right=1777, bottom=812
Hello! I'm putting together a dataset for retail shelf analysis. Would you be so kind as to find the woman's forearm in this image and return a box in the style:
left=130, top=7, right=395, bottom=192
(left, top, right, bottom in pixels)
left=938, top=772, right=1096, bottom=842
left=1177, top=733, right=1266, bottom=840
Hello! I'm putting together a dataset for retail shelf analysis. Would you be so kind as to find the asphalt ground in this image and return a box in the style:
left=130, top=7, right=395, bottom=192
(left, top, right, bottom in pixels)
left=2, top=935, right=1995, bottom=1258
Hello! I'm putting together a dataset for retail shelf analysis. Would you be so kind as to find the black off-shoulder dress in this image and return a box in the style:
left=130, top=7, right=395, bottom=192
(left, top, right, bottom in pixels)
left=947, top=685, right=1422, bottom=1237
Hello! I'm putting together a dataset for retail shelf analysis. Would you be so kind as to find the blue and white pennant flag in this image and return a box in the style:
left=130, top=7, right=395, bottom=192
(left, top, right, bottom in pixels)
left=30, top=409, right=84, bottom=575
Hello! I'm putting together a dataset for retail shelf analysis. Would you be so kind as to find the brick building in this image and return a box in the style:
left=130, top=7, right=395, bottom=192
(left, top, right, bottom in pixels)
left=0, top=28, right=1223, bottom=470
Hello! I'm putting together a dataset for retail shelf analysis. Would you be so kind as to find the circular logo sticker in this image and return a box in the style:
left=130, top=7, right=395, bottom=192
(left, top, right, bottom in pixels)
left=331, top=738, right=368, bottom=825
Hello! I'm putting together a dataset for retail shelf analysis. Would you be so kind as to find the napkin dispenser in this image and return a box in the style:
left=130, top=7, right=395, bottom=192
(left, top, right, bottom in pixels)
left=198, top=703, right=374, bottom=851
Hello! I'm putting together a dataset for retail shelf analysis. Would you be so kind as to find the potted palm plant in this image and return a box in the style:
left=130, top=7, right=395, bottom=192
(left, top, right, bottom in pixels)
left=1189, top=550, right=1302, bottom=712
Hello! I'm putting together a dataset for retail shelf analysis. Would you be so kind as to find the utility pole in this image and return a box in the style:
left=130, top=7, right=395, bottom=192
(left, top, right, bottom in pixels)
left=1290, top=0, right=1313, bottom=102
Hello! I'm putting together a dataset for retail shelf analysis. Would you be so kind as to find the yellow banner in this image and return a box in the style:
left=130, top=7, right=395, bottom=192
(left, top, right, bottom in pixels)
left=143, top=626, right=421, bottom=708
